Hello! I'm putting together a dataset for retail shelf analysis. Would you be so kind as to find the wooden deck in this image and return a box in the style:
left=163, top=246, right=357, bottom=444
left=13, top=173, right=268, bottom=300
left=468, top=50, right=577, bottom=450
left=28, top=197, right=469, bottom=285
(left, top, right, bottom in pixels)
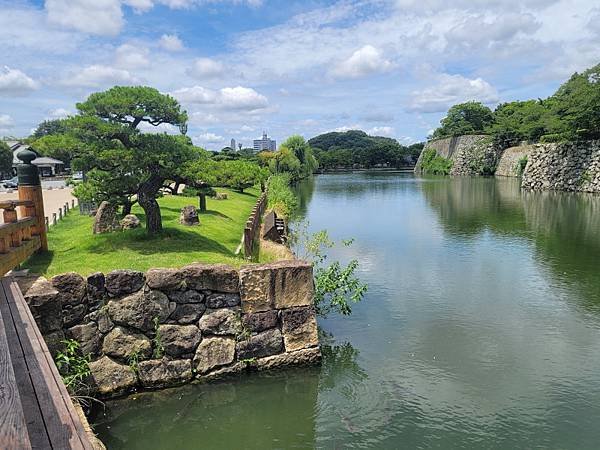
left=0, top=277, right=93, bottom=449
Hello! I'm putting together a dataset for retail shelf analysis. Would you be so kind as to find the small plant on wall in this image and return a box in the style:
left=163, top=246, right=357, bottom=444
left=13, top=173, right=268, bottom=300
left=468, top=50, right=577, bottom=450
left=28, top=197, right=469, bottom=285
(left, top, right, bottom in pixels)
left=55, top=339, right=91, bottom=395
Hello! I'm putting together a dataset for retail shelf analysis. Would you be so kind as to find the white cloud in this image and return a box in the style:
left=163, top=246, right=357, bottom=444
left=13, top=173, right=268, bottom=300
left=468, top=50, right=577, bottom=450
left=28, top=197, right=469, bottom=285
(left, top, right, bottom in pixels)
left=189, top=112, right=220, bottom=126
left=0, top=114, right=15, bottom=134
left=331, top=45, right=394, bottom=79
left=193, top=132, right=224, bottom=144
left=188, top=58, right=225, bottom=79
left=123, top=0, right=154, bottom=12
left=115, top=44, right=150, bottom=69
left=45, top=0, right=124, bottom=36
left=47, top=108, right=72, bottom=119
left=159, top=34, right=184, bottom=51
left=138, top=122, right=181, bottom=133
left=172, top=85, right=268, bottom=112
left=0, top=67, right=39, bottom=96
left=62, top=65, right=140, bottom=88
left=407, top=74, right=499, bottom=113
left=368, top=126, right=395, bottom=137
left=241, top=125, right=255, bottom=132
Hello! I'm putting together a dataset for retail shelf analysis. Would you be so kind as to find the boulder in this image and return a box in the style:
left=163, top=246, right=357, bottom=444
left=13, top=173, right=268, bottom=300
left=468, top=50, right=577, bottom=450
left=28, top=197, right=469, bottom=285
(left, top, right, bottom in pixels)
left=146, top=268, right=185, bottom=291
left=239, top=265, right=274, bottom=313
left=256, top=347, right=321, bottom=371
left=89, top=356, right=137, bottom=397
left=102, top=326, right=152, bottom=360
left=108, top=290, right=170, bottom=332
left=86, top=272, right=106, bottom=305
left=137, top=359, right=192, bottom=388
left=24, top=277, right=62, bottom=334
left=198, top=308, right=241, bottom=336
left=62, top=304, right=87, bottom=328
left=105, top=270, right=145, bottom=296
left=236, top=329, right=284, bottom=360
left=182, top=264, right=239, bottom=293
left=280, top=307, right=319, bottom=352
left=242, top=310, right=278, bottom=333
left=96, top=308, right=114, bottom=334
left=193, top=336, right=235, bottom=374
left=92, top=201, right=121, bottom=234
left=120, top=214, right=141, bottom=230
left=168, top=289, right=204, bottom=304
left=170, top=303, right=206, bottom=324
left=205, top=293, right=240, bottom=309
left=215, top=192, right=228, bottom=200
left=158, top=324, right=201, bottom=357
left=179, top=205, right=199, bottom=226
left=51, top=272, right=87, bottom=307
left=67, top=322, right=100, bottom=355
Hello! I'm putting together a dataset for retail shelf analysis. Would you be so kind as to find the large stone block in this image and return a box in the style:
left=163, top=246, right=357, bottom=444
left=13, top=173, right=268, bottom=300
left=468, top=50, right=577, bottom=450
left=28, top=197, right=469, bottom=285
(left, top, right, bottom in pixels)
left=105, top=270, right=145, bottom=296
left=24, top=277, right=62, bottom=334
left=102, top=326, right=152, bottom=360
left=137, top=359, right=192, bottom=388
left=170, top=303, right=206, bottom=324
left=236, top=329, right=284, bottom=360
left=242, top=310, right=278, bottom=333
left=43, top=330, right=65, bottom=357
left=146, top=268, right=185, bottom=291
left=158, top=324, right=201, bottom=357
left=193, top=336, right=235, bottom=374
left=198, top=308, right=241, bottom=336
left=256, top=347, right=321, bottom=371
left=239, top=265, right=273, bottom=313
left=87, top=272, right=106, bottom=302
left=51, top=272, right=87, bottom=307
left=205, top=293, right=240, bottom=309
left=168, top=289, right=204, bottom=304
left=89, top=356, right=137, bottom=397
left=271, top=260, right=314, bottom=310
left=182, top=263, right=239, bottom=293
left=68, top=322, right=100, bottom=355
left=62, top=304, right=87, bottom=328
left=108, top=290, right=170, bottom=331
left=280, top=307, right=319, bottom=352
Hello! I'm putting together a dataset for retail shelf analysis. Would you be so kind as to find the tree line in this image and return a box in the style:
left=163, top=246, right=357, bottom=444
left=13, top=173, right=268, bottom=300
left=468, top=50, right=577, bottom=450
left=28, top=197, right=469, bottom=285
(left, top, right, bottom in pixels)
left=431, top=63, right=600, bottom=149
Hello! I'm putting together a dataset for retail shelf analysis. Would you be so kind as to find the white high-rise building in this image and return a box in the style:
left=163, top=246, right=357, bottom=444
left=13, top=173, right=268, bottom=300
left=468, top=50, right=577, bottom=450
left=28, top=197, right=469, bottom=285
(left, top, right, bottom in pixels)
left=230, top=138, right=236, bottom=151
left=253, top=131, right=276, bottom=152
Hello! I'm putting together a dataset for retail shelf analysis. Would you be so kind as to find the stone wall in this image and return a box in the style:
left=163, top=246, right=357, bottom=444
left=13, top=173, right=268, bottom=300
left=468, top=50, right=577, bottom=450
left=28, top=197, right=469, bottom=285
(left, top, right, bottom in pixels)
left=23, top=260, right=321, bottom=398
left=414, top=135, right=498, bottom=176
left=495, top=145, right=533, bottom=177
left=521, top=141, right=600, bottom=193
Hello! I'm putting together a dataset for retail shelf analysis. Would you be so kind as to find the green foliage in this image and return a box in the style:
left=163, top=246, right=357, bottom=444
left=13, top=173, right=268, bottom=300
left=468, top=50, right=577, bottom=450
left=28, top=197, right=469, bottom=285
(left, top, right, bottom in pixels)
left=516, top=156, right=528, bottom=176
left=431, top=101, right=494, bottom=139
left=31, top=118, right=69, bottom=139
left=294, top=225, right=367, bottom=317
left=269, top=147, right=302, bottom=179
left=487, top=100, right=553, bottom=148
left=55, top=339, right=91, bottom=395
left=267, top=174, right=298, bottom=218
left=152, top=317, right=164, bottom=358
left=30, top=133, right=81, bottom=167
left=280, top=135, right=319, bottom=177
left=217, top=160, right=267, bottom=193
left=0, top=141, right=13, bottom=177
left=419, top=148, right=453, bottom=175
left=308, top=130, right=422, bottom=169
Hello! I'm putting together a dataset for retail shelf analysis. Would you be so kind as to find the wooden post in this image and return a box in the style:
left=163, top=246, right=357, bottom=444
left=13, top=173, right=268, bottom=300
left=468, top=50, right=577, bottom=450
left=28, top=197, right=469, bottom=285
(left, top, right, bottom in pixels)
left=45, top=216, right=49, bottom=231
left=52, top=213, right=56, bottom=225
left=58, top=208, right=62, bottom=220
left=71, top=199, right=75, bottom=209
left=16, top=149, right=48, bottom=251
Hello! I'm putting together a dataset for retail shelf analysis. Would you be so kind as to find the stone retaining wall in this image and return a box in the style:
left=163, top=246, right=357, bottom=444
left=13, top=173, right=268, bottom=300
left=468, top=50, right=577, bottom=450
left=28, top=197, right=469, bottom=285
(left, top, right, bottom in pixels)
left=23, top=260, right=321, bottom=398
left=495, top=145, right=533, bottom=177
left=521, top=141, right=600, bottom=193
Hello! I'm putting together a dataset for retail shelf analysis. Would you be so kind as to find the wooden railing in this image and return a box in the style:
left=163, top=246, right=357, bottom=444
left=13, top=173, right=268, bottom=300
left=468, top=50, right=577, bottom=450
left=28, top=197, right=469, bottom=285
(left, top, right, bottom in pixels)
left=243, top=191, right=267, bottom=258
left=0, top=150, right=47, bottom=277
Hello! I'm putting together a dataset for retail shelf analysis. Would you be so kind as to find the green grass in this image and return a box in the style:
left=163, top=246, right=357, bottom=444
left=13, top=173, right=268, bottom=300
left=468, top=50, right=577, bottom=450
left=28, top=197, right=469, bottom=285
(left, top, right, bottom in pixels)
left=23, top=187, right=262, bottom=277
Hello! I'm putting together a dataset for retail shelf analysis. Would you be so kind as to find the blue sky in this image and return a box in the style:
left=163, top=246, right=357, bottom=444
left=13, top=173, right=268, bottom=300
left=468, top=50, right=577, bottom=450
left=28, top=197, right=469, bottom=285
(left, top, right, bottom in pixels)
left=1, top=0, right=599, bottom=150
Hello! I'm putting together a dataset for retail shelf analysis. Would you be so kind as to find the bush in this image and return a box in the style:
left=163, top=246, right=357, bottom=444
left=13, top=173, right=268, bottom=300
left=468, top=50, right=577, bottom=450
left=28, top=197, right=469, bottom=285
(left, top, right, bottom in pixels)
left=420, top=148, right=453, bottom=175
left=267, top=174, right=297, bottom=218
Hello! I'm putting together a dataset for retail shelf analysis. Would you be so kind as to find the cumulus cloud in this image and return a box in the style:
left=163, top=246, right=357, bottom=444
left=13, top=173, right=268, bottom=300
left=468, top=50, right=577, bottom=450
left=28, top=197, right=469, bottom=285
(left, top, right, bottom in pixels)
left=115, top=44, right=150, bottom=69
left=45, top=0, right=124, bottom=36
left=331, top=45, right=394, bottom=79
left=407, top=74, right=499, bottom=113
left=47, top=108, right=72, bottom=119
left=0, top=114, right=15, bottom=133
left=0, top=67, right=39, bottom=96
left=123, top=0, right=154, bottom=12
left=159, top=34, right=184, bottom=51
left=367, top=126, right=395, bottom=137
left=187, top=58, right=225, bottom=79
left=193, top=132, right=224, bottom=144
left=172, top=85, right=268, bottom=112
left=61, top=65, right=140, bottom=88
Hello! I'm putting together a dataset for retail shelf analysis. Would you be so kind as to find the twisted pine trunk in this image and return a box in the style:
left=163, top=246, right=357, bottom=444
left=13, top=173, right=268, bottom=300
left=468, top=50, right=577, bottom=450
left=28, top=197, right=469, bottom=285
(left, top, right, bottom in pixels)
left=138, top=174, right=164, bottom=234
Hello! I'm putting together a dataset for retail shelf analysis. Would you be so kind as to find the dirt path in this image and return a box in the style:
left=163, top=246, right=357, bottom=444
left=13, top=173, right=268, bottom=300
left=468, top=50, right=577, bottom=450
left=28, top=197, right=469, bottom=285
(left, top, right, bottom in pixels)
left=0, top=188, right=77, bottom=224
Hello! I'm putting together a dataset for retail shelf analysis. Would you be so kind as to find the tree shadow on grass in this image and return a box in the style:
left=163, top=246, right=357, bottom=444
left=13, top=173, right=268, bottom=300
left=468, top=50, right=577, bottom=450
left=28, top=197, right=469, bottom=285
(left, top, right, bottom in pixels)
left=158, top=206, right=232, bottom=221
left=22, top=250, right=54, bottom=276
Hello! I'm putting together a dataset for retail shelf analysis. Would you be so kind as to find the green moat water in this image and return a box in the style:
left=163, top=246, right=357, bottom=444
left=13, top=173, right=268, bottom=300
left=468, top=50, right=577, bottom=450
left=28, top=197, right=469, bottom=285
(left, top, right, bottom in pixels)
left=92, top=172, right=600, bottom=449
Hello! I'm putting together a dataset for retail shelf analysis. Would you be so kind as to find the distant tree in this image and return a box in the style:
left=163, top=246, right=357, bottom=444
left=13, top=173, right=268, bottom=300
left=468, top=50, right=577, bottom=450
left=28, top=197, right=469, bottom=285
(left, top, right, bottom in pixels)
left=0, top=141, right=13, bottom=177
left=279, top=135, right=318, bottom=177
left=269, top=147, right=302, bottom=179
left=218, top=160, right=267, bottom=193
left=431, top=101, right=494, bottom=139
left=31, top=119, right=69, bottom=139
left=30, top=133, right=80, bottom=167
left=488, top=100, right=552, bottom=149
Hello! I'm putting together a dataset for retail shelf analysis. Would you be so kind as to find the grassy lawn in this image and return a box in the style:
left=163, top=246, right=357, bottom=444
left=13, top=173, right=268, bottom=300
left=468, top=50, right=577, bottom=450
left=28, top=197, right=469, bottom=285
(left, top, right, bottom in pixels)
left=23, top=187, right=262, bottom=277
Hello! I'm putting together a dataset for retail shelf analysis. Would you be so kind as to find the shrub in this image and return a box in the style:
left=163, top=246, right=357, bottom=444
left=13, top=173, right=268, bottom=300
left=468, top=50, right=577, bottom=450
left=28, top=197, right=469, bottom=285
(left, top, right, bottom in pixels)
left=267, top=174, right=297, bottom=218
left=420, top=148, right=453, bottom=175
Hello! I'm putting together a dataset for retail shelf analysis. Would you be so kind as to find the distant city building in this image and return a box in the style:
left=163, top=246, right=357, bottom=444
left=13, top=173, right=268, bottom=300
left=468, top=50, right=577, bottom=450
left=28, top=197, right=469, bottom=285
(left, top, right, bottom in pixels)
left=230, top=138, right=236, bottom=151
left=253, top=131, right=276, bottom=152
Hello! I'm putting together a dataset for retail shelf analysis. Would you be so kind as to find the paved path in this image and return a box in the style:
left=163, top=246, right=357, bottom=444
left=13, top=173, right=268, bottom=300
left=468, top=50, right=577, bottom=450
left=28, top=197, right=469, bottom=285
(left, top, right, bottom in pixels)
left=0, top=188, right=77, bottom=224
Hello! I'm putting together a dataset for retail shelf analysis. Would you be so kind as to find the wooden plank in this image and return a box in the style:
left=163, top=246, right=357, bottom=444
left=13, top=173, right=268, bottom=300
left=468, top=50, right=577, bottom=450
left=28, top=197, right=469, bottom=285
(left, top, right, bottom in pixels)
left=0, top=237, right=41, bottom=277
left=0, top=201, right=34, bottom=210
left=3, top=280, right=93, bottom=449
left=0, top=286, right=49, bottom=449
left=0, top=293, right=32, bottom=450
left=0, top=218, right=35, bottom=237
